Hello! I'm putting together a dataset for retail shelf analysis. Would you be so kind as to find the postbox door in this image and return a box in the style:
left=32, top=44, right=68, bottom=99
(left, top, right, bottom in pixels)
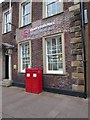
left=26, top=70, right=32, bottom=92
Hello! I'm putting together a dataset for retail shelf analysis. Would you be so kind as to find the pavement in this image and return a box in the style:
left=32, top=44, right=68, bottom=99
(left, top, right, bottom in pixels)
left=2, top=86, right=88, bottom=118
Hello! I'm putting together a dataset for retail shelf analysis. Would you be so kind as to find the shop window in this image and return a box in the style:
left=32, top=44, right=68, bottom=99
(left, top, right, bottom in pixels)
left=3, top=10, right=12, bottom=33
left=43, top=0, right=63, bottom=18
left=20, top=0, right=31, bottom=27
left=19, top=42, right=31, bottom=73
left=43, top=34, right=65, bottom=74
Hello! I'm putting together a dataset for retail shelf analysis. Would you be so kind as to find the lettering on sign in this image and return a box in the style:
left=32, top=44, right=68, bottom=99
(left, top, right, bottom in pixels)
left=30, top=22, right=55, bottom=36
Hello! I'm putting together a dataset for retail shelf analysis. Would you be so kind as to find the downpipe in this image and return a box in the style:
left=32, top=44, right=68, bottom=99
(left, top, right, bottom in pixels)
left=80, top=0, right=87, bottom=98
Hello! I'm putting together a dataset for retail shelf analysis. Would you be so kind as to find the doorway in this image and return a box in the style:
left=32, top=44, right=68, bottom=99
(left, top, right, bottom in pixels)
left=5, top=55, right=9, bottom=79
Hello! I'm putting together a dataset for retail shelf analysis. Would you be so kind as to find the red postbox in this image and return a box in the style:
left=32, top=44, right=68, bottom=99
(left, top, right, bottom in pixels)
left=25, top=68, right=43, bottom=94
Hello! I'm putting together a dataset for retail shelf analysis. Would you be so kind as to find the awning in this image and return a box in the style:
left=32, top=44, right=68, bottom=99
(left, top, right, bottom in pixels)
left=2, top=43, right=15, bottom=49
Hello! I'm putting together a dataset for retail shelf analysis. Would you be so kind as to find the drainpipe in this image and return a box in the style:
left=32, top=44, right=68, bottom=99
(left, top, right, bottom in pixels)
left=80, top=0, right=87, bottom=98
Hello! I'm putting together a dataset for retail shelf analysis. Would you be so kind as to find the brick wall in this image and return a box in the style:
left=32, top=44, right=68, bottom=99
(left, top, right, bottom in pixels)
left=2, top=2, right=19, bottom=82
left=15, top=2, right=77, bottom=91
left=32, top=2, right=42, bottom=22
left=42, top=31, right=74, bottom=90
left=2, top=2, right=19, bottom=44
left=31, top=38, right=43, bottom=68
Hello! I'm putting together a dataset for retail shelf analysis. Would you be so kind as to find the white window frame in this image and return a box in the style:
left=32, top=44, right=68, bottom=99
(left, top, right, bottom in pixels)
left=43, top=33, right=65, bottom=74
left=3, top=9, right=12, bottom=34
left=43, top=0, right=63, bottom=18
left=18, top=41, right=31, bottom=73
left=19, top=0, right=32, bottom=27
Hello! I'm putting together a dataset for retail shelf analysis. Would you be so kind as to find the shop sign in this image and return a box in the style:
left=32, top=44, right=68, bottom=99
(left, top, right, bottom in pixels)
left=22, top=22, right=55, bottom=38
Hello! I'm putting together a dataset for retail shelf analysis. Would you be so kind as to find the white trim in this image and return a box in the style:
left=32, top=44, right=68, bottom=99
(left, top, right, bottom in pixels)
left=19, top=0, right=32, bottom=28
left=2, top=8, right=12, bottom=34
left=18, top=41, right=31, bottom=73
left=9, top=54, right=12, bottom=80
left=43, top=33, right=66, bottom=75
left=43, top=0, right=63, bottom=18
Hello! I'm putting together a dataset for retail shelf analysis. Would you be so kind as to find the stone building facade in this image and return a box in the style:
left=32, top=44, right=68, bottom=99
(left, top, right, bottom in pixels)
left=0, top=1, right=89, bottom=97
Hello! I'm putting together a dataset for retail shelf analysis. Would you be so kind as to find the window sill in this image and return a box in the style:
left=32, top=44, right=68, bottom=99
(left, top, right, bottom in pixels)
left=42, top=11, right=64, bottom=20
left=19, top=23, right=32, bottom=29
left=18, top=72, right=25, bottom=74
left=43, top=71, right=66, bottom=76
left=43, top=73, right=67, bottom=76
left=2, top=31, right=12, bottom=35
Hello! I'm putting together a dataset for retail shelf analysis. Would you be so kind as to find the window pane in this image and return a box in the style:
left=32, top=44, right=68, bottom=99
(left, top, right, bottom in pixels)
left=46, top=35, right=63, bottom=72
left=58, top=62, right=63, bottom=69
left=47, top=4, right=52, bottom=16
left=46, top=0, right=60, bottom=16
left=52, top=2, right=57, bottom=15
left=48, top=63, right=52, bottom=70
left=46, top=0, right=57, bottom=4
left=23, top=15, right=30, bottom=25
left=57, top=1, right=60, bottom=13
left=47, top=40, right=51, bottom=54
left=26, top=3, right=30, bottom=14
left=22, top=2, right=30, bottom=26
left=21, top=43, right=30, bottom=71
left=4, top=11, right=11, bottom=32
left=53, top=63, right=57, bottom=70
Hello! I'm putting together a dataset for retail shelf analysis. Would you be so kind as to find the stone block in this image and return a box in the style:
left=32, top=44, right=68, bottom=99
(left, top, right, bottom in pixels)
left=70, top=26, right=81, bottom=33
left=69, top=4, right=80, bottom=12
left=71, top=61, right=81, bottom=67
left=70, top=37, right=82, bottom=44
left=77, top=55, right=83, bottom=60
left=75, top=43, right=82, bottom=49
left=72, top=43, right=82, bottom=49
left=75, top=31, right=81, bottom=37
left=74, top=26, right=81, bottom=32
left=72, top=84, right=84, bottom=92
left=70, top=14, right=81, bottom=22
left=71, top=49, right=82, bottom=55
left=75, top=79, right=84, bottom=85
left=77, top=67, right=84, bottom=73
left=74, top=9, right=80, bottom=16
left=75, top=20, right=81, bottom=26
left=74, top=0, right=80, bottom=4
left=2, top=79, right=12, bottom=87
left=72, top=73, right=84, bottom=80
left=70, top=27, right=75, bottom=33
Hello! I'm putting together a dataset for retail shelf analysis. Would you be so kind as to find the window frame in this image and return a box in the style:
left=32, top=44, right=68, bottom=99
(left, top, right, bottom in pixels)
left=18, top=41, right=31, bottom=73
left=2, top=8, right=12, bottom=34
left=19, top=0, right=32, bottom=27
left=43, top=0, right=63, bottom=18
left=43, top=33, right=66, bottom=74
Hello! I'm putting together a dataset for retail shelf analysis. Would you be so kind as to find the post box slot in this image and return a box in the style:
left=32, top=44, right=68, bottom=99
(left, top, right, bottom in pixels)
left=27, top=73, right=30, bottom=77
left=33, top=73, right=37, bottom=78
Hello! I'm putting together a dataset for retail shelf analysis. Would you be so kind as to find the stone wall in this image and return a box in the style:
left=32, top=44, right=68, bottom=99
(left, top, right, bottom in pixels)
left=69, top=3, right=85, bottom=92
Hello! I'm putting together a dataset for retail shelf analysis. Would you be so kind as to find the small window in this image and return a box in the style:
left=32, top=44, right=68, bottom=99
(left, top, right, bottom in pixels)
left=3, top=10, right=11, bottom=33
left=43, top=0, right=63, bottom=18
left=20, top=42, right=31, bottom=72
left=21, top=1, right=31, bottom=26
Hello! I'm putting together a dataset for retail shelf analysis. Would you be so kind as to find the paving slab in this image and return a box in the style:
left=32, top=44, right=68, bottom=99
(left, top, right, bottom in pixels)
left=2, top=86, right=88, bottom=118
